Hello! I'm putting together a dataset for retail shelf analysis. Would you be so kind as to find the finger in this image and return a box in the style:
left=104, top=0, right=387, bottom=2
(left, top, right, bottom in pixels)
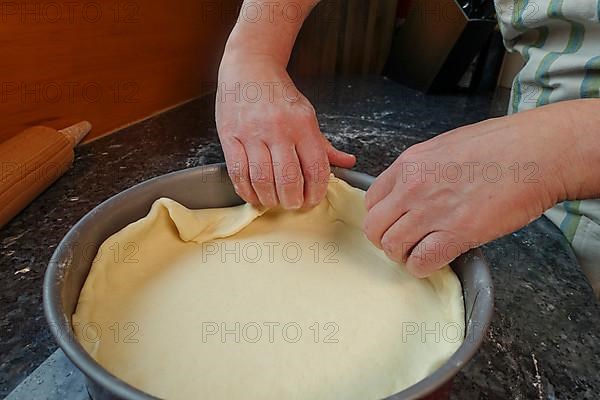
left=245, top=142, right=279, bottom=208
left=269, top=143, right=304, bottom=209
left=221, top=137, right=260, bottom=205
left=363, top=191, right=407, bottom=249
left=324, top=138, right=356, bottom=168
left=406, top=231, right=464, bottom=278
left=365, top=167, right=396, bottom=211
left=296, top=137, right=330, bottom=208
left=380, top=209, right=429, bottom=264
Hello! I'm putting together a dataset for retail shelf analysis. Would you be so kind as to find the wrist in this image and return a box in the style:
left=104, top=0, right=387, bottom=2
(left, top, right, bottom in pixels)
left=220, top=44, right=285, bottom=75
left=222, top=19, right=296, bottom=68
left=503, top=107, right=570, bottom=208
left=523, top=100, right=595, bottom=204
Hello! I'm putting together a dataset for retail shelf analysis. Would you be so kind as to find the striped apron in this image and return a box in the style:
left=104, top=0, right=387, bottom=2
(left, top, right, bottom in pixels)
left=495, top=0, right=600, bottom=296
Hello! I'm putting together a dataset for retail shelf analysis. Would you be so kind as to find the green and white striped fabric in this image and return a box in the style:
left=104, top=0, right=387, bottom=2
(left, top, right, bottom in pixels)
left=495, top=0, right=600, bottom=295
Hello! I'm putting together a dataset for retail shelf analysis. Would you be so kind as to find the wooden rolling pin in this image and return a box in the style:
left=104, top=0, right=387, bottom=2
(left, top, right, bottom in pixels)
left=0, top=121, right=92, bottom=228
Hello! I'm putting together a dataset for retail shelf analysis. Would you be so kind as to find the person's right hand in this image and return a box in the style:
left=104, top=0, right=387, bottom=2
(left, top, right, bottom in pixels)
left=216, top=56, right=356, bottom=209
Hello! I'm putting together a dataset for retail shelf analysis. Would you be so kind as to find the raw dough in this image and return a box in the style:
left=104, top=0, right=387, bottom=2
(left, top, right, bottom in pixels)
left=73, top=177, right=464, bottom=400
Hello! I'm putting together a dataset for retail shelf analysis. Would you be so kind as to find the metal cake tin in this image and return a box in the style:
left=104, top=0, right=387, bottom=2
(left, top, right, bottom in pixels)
left=44, top=163, right=494, bottom=400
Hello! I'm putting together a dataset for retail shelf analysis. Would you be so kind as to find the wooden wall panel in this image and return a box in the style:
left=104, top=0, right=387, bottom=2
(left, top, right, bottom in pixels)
left=289, top=0, right=398, bottom=77
left=0, top=0, right=397, bottom=144
left=0, top=0, right=240, bottom=142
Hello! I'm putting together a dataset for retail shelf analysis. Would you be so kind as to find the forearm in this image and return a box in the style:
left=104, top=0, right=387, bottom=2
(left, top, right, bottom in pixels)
left=223, top=0, right=320, bottom=67
left=548, top=99, right=600, bottom=201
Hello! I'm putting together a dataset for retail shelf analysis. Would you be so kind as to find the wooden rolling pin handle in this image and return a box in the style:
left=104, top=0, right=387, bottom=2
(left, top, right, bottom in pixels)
left=0, top=121, right=92, bottom=228
left=59, top=121, right=92, bottom=148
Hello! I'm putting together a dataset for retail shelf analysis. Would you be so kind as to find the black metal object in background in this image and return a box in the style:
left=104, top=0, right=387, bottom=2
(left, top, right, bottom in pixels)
left=385, top=0, right=499, bottom=93
left=457, top=0, right=496, bottom=19
left=470, top=30, right=506, bottom=92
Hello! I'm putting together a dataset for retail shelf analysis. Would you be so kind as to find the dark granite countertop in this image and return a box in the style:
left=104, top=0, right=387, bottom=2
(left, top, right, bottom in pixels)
left=1, top=76, right=599, bottom=399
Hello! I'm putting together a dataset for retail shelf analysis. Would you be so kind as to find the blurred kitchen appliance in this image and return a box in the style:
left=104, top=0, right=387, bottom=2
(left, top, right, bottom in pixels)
left=386, top=0, right=497, bottom=93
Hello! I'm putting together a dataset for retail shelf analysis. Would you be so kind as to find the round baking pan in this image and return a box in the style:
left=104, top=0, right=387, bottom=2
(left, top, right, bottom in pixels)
left=44, top=163, right=494, bottom=400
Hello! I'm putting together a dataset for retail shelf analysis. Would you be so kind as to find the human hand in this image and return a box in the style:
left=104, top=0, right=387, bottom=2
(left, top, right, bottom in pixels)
left=364, top=108, right=569, bottom=277
left=216, top=56, right=355, bottom=209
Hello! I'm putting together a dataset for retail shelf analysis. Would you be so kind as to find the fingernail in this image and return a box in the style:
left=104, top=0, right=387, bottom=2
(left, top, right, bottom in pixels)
left=406, top=260, right=430, bottom=279
left=279, top=197, right=300, bottom=210
left=382, top=242, right=393, bottom=255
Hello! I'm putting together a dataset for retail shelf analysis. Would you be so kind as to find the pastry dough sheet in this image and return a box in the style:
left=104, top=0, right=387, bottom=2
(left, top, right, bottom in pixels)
left=73, top=177, right=464, bottom=400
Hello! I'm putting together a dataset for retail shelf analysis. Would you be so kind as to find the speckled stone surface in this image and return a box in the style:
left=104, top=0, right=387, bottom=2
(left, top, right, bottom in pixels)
left=1, top=76, right=599, bottom=399
left=5, top=351, right=87, bottom=400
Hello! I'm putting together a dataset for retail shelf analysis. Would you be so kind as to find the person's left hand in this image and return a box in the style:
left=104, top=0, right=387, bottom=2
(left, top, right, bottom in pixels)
left=363, top=108, right=569, bottom=278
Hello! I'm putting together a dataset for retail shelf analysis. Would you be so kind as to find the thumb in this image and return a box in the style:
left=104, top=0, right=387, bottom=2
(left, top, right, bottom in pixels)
left=324, top=139, right=356, bottom=168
